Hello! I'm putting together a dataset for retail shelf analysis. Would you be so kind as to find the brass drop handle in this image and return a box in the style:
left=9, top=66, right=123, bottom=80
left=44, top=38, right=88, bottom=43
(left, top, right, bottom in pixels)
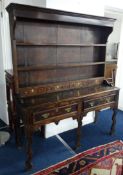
left=106, top=98, right=110, bottom=103
left=31, top=89, right=34, bottom=92
left=89, top=102, right=94, bottom=107
left=42, top=113, right=50, bottom=119
left=65, top=107, right=71, bottom=113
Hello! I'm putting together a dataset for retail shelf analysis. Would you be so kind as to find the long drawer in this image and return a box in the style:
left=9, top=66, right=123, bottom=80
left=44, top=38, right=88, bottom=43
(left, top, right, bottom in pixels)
left=33, top=103, right=78, bottom=123
left=83, top=90, right=119, bottom=112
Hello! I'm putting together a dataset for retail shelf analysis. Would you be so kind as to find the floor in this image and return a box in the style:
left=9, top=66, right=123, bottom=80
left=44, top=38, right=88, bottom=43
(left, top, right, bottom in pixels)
left=0, top=109, right=123, bottom=175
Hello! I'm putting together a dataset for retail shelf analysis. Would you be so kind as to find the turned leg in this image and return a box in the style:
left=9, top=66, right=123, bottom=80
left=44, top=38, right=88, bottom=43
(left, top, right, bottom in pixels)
left=40, top=125, right=45, bottom=138
left=75, top=102, right=82, bottom=149
left=25, top=125, right=33, bottom=170
left=14, top=102, right=22, bottom=148
left=76, top=116, right=82, bottom=149
left=94, top=111, right=99, bottom=123
left=8, top=101, right=13, bottom=131
left=14, top=113, right=21, bottom=147
left=109, top=108, right=117, bottom=135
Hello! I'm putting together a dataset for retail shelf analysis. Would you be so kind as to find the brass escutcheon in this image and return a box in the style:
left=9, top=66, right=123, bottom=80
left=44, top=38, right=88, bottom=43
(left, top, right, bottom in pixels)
left=42, top=113, right=50, bottom=119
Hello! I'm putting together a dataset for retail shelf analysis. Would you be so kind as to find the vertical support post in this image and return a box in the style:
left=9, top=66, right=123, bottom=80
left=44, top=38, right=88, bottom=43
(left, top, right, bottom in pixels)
left=109, top=108, right=117, bottom=135
left=110, top=91, right=119, bottom=135
left=94, top=111, right=99, bottom=123
left=76, top=102, right=82, bottom=149
left=14, top=96, right=21, bottom=148
left=25, top=110, right=33, bottom=170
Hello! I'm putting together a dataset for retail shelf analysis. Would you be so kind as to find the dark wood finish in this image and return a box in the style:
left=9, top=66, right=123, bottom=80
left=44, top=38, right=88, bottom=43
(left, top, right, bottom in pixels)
left=6, top=3, right=119, bottom=170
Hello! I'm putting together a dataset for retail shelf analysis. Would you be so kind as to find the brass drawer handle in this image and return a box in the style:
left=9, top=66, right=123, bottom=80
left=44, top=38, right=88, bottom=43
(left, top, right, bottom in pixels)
left=56, top=85, right=59, bottom=89
left=65, top=107, right=71, bottom=113
left=31, top=89, right=34, bottom=93
left=106, top=98, right=110, bottom=103
left=89, top=102, right=94, bottom=107
left=42, top=113, right=50, bottom=119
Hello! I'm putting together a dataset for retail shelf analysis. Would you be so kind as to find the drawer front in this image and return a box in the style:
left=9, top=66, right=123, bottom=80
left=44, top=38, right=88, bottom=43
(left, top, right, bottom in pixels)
left=84, top=95, right=116, bottom=110
left=33, top=103, right=78, bottom=123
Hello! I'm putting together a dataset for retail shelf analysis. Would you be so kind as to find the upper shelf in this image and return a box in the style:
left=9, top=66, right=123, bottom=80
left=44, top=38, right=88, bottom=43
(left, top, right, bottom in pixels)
left=17, top=62, right=105, bottom=71
left=16, top=42, right=107, bottom=47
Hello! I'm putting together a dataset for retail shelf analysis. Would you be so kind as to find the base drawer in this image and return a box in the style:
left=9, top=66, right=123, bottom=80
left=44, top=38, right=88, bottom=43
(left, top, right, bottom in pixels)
left=84, top=94, right=116, bottom=110
left=33, top=103, right=78, bottom=123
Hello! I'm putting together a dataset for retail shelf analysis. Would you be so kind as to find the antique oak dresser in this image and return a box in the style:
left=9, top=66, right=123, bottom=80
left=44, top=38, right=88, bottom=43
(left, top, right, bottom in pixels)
left=6, top=3, right=119, bottom=170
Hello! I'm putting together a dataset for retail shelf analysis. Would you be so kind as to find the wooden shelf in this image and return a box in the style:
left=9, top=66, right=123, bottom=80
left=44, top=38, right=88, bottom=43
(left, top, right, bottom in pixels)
left=16, top=42, right=106, bottom=47
left=19, top=76, right=105, bottom=88
left=17, top=62, right=105, bottom=71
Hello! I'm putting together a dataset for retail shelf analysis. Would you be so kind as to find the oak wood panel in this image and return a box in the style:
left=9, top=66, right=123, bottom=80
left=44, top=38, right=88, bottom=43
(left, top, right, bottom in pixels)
left=57, top=47, right=81, bottom=63
left=15, top=21, right=24, bottom=42
left=57, top=24, right=81, bottom=44
left=23, top=22, right=57, bottom=44
left=17, top=46, right=57, bottom=66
